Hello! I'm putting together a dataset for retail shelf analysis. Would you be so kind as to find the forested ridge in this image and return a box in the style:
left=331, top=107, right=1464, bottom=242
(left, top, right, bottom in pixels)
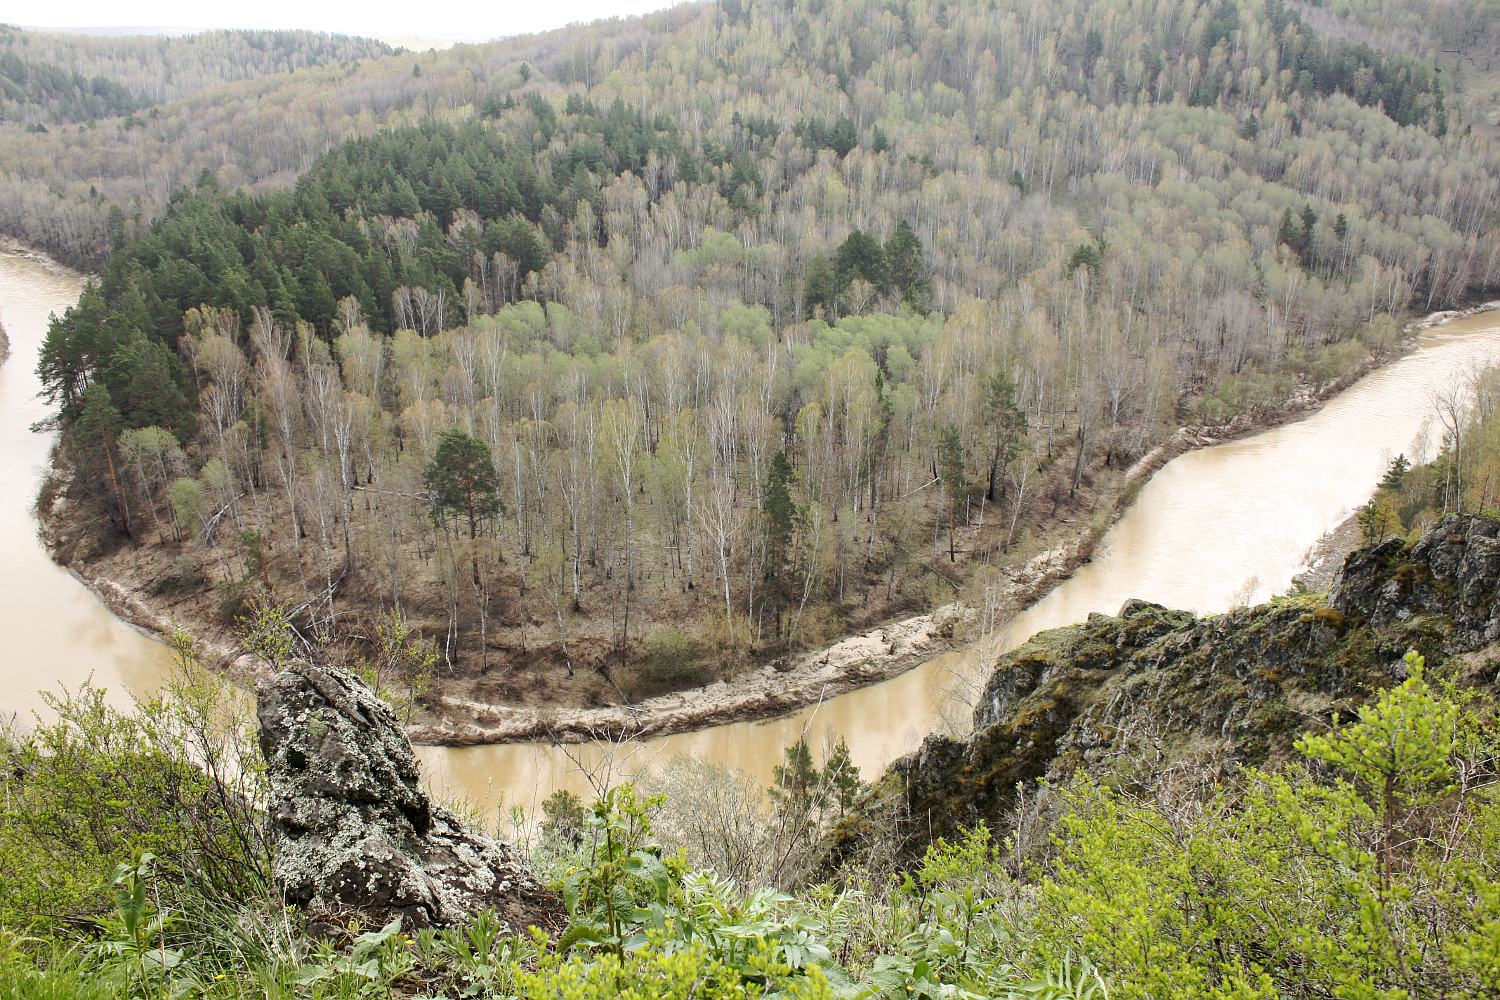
left=1, top=0, right=1497, bottom=265
left=0, top=26, right=394, bottom=127
left=33, top=0, right=1500, bottom=714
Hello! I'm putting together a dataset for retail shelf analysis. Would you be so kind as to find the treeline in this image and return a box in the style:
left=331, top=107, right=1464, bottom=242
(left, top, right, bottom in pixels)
left=0, top=25, right=393, bottom=126
left=48, top=108, right=691, bottom=358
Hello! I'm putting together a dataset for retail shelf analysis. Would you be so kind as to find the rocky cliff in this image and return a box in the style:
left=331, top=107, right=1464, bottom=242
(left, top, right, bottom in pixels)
left=257, top=660, right=562, bottom=931
left=826, top=514, right=1500, bottom=869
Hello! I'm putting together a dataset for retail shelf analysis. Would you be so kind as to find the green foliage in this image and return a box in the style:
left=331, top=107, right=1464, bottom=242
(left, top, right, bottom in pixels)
left=770, top=735, right=867, bottom=849
left=542, top=790, right=590, bottom=845
left=884, top=221, right=931, bottom=311
left=632, top=629, right=712, bottom=698
left=167, top=476, right=204, bottom=539
left=1064, top=240, right=1104, bottom=277
left=1357, top=496, right=1401, bottom=544
left=1378, top=454, right=1411, bottom=492
left=236, top=597, right=295, bottom=668
left=0, top=675, right=270, bottom=935
left=355, top=607, right=437, bottom=724
left=425, top=427, right=502, bottom=539
left=762, top=451, right=805, bottom=637
left=1030, top=650, right=1494, bottom=998
left=2, top=646, right=1497, bottom=999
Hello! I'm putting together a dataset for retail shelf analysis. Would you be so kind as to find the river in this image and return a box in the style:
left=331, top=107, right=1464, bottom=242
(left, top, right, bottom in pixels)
left=0, top=250, right=174, bottom=724
left=2, top=246, right=1497, bottom=818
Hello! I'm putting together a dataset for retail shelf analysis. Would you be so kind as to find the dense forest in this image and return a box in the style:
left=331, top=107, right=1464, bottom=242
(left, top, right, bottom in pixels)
left=0, top=26, right=394, bottom=126
left=32, top=0, right=1500, bottom=712
left=0, top=0, right=1497, bottom=265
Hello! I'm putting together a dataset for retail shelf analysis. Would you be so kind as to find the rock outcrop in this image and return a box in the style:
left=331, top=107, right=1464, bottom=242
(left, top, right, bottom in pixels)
left=257, top=660, right=562, bottom=930
left=826, top=515, right=1500, bottom=870
left=1333, top=514, right=1500, bottom=648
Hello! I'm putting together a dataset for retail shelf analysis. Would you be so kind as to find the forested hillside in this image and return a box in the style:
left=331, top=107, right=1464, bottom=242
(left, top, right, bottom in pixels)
left=2, top=0, right=1496, bottom=266
left=34, top=0, right=1500, bottom=717
left=0, top=26, right=394, bottom=127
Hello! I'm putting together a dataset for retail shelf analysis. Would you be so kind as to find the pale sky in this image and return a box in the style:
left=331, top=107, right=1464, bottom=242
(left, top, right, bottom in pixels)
left=20, top=0, right=682, bottom=44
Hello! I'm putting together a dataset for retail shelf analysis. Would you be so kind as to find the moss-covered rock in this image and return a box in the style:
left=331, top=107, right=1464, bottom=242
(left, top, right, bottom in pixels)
left=257, top=660, right=562, bottom=931
left=825, top=515, right=1500, bottom=871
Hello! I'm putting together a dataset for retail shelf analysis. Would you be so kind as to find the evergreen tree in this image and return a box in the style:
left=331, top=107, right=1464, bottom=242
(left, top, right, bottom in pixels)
left=985, top=373, right=1028, bottom=502
left=823, top=737, right=864, bottom=816
left=762, top=451, right=803, bottom=639
left=884, top=220, right=931, bottom=310
left=425, top=428, right=502, bottom=542
left=1379, top=454, right=1410, bottom=492
left=939, top=424, right=966, bottom=562
left=834, top=229, right=888, bottom=304
left=68, top=383, right=131, bottom=537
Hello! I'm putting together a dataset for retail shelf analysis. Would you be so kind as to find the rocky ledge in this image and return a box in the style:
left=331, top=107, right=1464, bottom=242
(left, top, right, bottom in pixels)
left=257, top=660, right=562, bottom=931
left=825, top=514, right=1500, bottom=870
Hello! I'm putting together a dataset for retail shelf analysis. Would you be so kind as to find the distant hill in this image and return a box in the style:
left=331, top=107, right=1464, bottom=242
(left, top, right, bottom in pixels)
left=0, top=25, right=395, bottom=126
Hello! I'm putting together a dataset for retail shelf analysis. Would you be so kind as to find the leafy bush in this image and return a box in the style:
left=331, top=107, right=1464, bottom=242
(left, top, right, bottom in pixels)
left=630, top=629, right=714, bottom=698
left=0, top=667, right=270, bottom=933
left=1030, top=652, right=1498, bottom=998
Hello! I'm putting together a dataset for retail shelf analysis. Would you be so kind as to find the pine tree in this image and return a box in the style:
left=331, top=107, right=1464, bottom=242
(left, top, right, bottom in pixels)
left=986, top=373, right=1028, bottom=502
left=425, top=428, right=502, bottom=583
left=823, top=737, right=864, bottom=816
left=1379, top=454, right=1410, bottom=492
left=834, top=229, right=889, bottom=304
left=69, top=383, right=131, bottom=537
left=770, top=736, right=821, bottom=824
left=763, top=451, right=803, bottom=638
left=939, top=424, right=966, bottom=562
left=885, top=220, right=931, bottom=310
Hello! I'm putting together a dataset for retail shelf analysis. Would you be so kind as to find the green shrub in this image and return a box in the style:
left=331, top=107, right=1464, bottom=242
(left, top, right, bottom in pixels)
left=0, top=671, right=270, bottom=934
left=630, top=629, right=713, bottom=698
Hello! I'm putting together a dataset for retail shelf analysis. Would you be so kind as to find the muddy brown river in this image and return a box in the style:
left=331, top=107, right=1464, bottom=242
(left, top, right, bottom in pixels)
left=3, top=246, right=1497, bottom=818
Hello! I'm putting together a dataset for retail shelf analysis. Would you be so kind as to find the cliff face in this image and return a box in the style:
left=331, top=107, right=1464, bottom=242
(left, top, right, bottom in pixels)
left=827, top=515, right=1500, bottom=869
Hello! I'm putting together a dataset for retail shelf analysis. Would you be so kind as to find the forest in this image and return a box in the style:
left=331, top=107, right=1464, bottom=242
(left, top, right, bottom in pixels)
left=30, top=0, right=1500, bottom=715
left=0, top=26, right=393, bottom=127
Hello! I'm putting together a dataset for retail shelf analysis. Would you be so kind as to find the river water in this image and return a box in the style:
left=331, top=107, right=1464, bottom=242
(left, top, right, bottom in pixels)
left=0, top=251, right=174, bottom=724
left=3, top=247, right=1497, bottom=817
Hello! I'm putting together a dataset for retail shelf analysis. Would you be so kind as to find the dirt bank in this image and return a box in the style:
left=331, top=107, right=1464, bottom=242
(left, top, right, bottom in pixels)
left=1416, top=299, right=1500, bottom=329
left=36, top=462, right=265, bottom=686
left=1292, top=511, right=1362, bottom=594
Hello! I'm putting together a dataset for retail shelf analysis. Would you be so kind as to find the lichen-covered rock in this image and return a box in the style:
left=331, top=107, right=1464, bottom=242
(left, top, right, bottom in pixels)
left=825, top=516, right=1500, bottom=871
left=257, top=660, right=562, bottom=931
left=1335, top=514, right=1500, bottom=648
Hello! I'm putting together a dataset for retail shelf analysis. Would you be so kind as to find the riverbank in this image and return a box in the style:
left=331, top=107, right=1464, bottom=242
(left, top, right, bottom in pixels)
left=36, top=345, right=1408, bottom=745
left=1416, top=299, right=1500, bottom=329
left=14, top=227, right=1487, bottom=744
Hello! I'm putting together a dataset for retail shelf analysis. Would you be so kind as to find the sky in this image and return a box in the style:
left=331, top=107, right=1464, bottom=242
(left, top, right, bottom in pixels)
left=20, top=0, right=682, bottom=45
